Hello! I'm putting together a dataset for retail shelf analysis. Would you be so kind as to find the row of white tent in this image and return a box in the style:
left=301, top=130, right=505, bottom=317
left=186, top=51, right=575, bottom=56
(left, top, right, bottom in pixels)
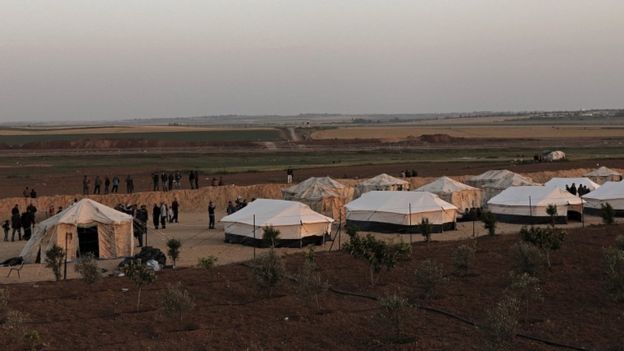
left=18, top=167, right=624, bottom=261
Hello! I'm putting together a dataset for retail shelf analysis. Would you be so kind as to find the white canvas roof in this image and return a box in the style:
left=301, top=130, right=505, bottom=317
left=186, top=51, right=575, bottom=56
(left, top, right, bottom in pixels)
left=488, top=186, right=583, bottom=207
left=582, top=181, right=624, bottom=201
left=38, top=198, right=133, bottom=228
left=282, top=177, right=345, bottom=200
left=544, top=177, right=600, bottom=191
left=221, top=199, right=334, bottom=227
left=346, top=191, right=457, bottom=214
left=415, top=176, right=476, bottom=193
left=469, top=169, right=537, bottom=186
left=359, top=173, right=409, bottom=187
left=585, top=166, right=622, bottom=177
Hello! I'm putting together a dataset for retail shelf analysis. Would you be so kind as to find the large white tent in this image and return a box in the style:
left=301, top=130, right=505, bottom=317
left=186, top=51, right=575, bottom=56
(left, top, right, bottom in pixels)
left=415, top=176, right=484, bottom=211
left=584, top=166, right=622, bottom=185
left=355, top=173, right=409, bottom=197
left=282, top=176, right=353, bottom=220
left=221, top=199, right=334, bottom=247
left=582, top=181, right=624, bottom=216
left=544, top=177, right=600, bottom=193
left=466, top=169, right=539, bottom=200
left=20, top=199, right=134, bottom=263
left=487, top=186, right=583, bottom=224
left=345, top=191, right=458, bottom=233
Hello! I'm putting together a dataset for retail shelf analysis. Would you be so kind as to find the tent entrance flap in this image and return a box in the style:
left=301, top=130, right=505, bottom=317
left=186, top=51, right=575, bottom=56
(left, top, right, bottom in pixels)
left=78, top=226, right=99, bottom=258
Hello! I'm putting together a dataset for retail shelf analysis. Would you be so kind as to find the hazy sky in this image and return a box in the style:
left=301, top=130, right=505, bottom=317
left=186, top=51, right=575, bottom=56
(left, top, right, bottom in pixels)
left=1, top=1, right=623, bottom=122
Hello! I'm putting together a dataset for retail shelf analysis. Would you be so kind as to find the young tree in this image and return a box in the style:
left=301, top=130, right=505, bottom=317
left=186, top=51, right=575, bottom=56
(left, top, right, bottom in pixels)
left=602, top=203, right=615, bottom=225
left=545, top=204, right=558, bottom=227
left=45, top=245, right=65, bottom=281
left=483, top=294, right=520, bottom=351
left=520, top=226, right=565, bottom=267
left=507, top=272, right=542, bottom=320
left=262, top=226, right=280, bottom=248
left=603, top=247, right=624, bottom=302
left=161, top=282, right=195, bottom=324
left=122, top=259, right=157, bottom=312
left=344, top=232, right=411, bottom=285
left=378, top=293, right=410, bottom=340
left=481, top=211, right=497, bottom=236
left=295, top=247, right=328, bottom=310
left=420, top=218, right=432, bottom=243
left=252, top=249, right=284, bottom=296
left=197, top=256, right=218, bottom=269
left=166, top=238, right=182, bottom=268
left=74, top=253, right=101, bottom=284
left=511, top=241, right=546, bottom=276
left=414, top=259, right=448, bottom=299
left=452, top=243, right=476, bottom=276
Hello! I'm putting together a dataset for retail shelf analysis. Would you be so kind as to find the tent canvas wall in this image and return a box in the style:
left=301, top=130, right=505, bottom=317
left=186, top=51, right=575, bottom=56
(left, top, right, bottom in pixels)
left=544, top=177, right=600, bottom=192
left=415, top=176, right=484, bottom=211
left=282, top=177, right=353, bottom=220
left=20, top=199, right=134, bottom=263
left=582, top=181, right=624, bottom=216
left=220, top=199, right=334, bottom=247
left=466, top=169, right=539, bottom=201
left=355, top=173, right=409, bottom=197
left=487, top=186, right=583, bottom=224
left=584, top=167, right=623, bottom=185
left=345, top=191, right=458, bottom=233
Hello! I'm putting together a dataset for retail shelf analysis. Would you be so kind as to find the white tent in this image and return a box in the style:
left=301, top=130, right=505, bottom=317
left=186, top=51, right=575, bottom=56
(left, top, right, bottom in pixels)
left=355, top=173, right=409, bottom=197
left=20, top=199, right=134, bottom=263
left=345, top=191, right=458, bottom=233
left=221, top=199, right=334, bottom=247
left=584, top=166, right=622, bottom=185
left=543, top=150, right=566, bottom=162
left=466, top=169, right=539, bottom=200
left=282, top=177, right=353, bottom=220
left=582, top=181, right=624, bottom=216
left=487, top=186, right=583, bottom=224
left=415, top=176, right=484, bottom=211
left=544, top=177, right=600, bottom=193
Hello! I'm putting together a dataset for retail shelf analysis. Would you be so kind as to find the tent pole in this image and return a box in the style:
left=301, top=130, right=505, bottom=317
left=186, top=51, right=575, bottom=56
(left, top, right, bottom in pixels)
left=338, top=211, right=342, bottom=250
left=529, top=196, right=533, bottom=224
left=253, top=214, right=256, bottom=259
left=409, top=203, right=412, bottom=244
left=64, top=232, right=71, bottom=280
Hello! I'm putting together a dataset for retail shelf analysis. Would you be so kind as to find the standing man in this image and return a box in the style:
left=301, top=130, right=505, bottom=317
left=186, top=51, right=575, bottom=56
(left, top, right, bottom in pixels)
left=112, top=175, right=120, bottom=193
left=152, top=173, right=160, bottom=191
left=160, top=202, right=168, bottom=229
left=152, top=204, right=161, bottom=229
left=287, top=168, right=294, bottom=184
left=82, top=176, right=90, bottom=195
left=104, top=176, right=111, bottom=194
left=161, top=172, right=168, bottom=192
left=171, top=199, right=180, bottom=223
left=126, top=175, right=134, bottom=194
left=208, top=201, right=216, bottom=229
left=168, top=173, right=174, bottom=192
left=93, top=176, right=102, bottom=194
left=189, top=171, right=195, bottom=189
left=194, top=170, right=199, bottom=189
left=11, top=210, right=21, bottom=242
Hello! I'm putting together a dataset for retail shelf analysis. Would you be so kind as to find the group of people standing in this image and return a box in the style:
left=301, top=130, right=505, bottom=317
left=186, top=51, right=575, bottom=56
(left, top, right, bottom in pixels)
left=152, top=200, right=180, bottom=230
left=400, top=169, right=418, bottom=178
left=153, top=171, right=184, bottom=191
left=3, top=204, right=37, bottom=242
left=565, top=183, right=591, bottom=197
left=82, top=175, right=131, bottom=195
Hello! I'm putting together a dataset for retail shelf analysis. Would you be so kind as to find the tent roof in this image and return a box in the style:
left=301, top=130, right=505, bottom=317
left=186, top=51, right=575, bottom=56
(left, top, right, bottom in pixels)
left=584, top=166, right=622, bottom=177
left=415, top=176, right=477, bottom=193
left=488, top=186, right=583, bottom=207
left=345, top=191, right=458, bottom=215
left=582, top=181, right=624, bottom=200
left=358, top=173, right=409, bottom=187
left=282, top=177, right=345, bottom=199
left=220, top=199, right=334, bottom=226
left=38, top=199, right=132, bottom=228
left=469, top=170, right=538, bottom=188
left=544, top=177, right=600, bottom=191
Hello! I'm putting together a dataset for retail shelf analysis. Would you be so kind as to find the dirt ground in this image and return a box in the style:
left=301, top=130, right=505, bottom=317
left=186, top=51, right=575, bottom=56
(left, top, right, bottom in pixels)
left=1, top=222, right=622, bottom=350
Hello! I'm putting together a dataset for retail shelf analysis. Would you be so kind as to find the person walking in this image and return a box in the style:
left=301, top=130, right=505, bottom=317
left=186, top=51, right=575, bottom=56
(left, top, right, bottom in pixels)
left=152, top=204, right=161, bottom=229
left=104, top=176, right=111, bottom=194
left=171, top=199, right=179, bottom=223
left=208, top=201, right=216, bottom=229
left=93, top=176, right=102, bottom=194
left=160, top=202, right=168, bottom=229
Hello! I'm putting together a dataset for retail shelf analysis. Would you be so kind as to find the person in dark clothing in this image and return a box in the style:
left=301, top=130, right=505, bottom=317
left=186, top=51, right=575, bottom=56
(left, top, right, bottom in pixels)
left=168, top=173, right=174, bottom=191
left=30, top=189, right=37, bottom=198
left=161, top=173, right=168, bottom=192
left=27, top=203, right=37, bottom=219
left=2, top=220, right=9, bottom=242
left=152, top=204, right=161, bottom=229
left=286, top=168, right=293, bottom=184
left=11, top=204, right=19, bottom=217
left=175, top=171, right=182, bottom=189
left=111, top=176, right=120, bottom=193
left=171, top=199, right=179, bottom=223
left=226, top=201, right=236, bottom=215
left=152, top=173, right=160, bottom=191
left=189, top=171, right=195, bottom=189
left=104, top=176, right=111, bottom=194
left=218, top=176, right=223, bottom=186
left=134, top=206, right=148, bottom=247
left=83, top=176, right=90, bottom=195
left=94, top=176, right=102, bottom=194
left=126, top=175, right=134, bottom=193
left=21, top=212, right=32, bottom=241
left=194, top=170, right=199, bottom=189
left=211, top=177, right=218, bottom=186
left=569, top=183, right=577, bottom=196
left=208, top=201, right=216, bottom=229
left=11, top=212, right=21, bottom=241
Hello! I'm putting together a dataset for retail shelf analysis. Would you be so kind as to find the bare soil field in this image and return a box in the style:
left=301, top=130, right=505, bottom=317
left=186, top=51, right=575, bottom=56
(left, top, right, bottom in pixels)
left=311, top=125, right=624, bottom=140
left=1, top=223, right=622, bottom=350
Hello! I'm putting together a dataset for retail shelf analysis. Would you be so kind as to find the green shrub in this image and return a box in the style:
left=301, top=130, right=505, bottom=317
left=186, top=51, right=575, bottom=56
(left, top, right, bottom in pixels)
left=452, top=243, right=476, bottom=276
left=166, top=238, right=182, bottom=268
left=378, top=293, right=410, bottom=339
left=414, top=259, right=448, bottom=299
left=295, top=251, right=328, bottom=310
left=45, top=245, right=65, bottom=281
left=74, top=253, right=101, bottom=284
left=262, top=226, right=280, bottom=248
left=482, top=295, right=520, bottom=351
left=507, top=272, right=542, bottom=319
left=481, top=211, right=497, bottom=236
left=251, top=249, right=284, bottom=296
left=615, top=235, right=624, bottom=251
left=510, top=241, right=546, bottom=276
left=602, top=203, right=615, bottom=225
left=161, top=282, right=195, bottom=323
left=122, top=259, right=157, bottom=312
left=197, top=256, right=218, bottom=269
left=344, top=233, right=411, bottom=285
left=604, top=247, right=624, bottom=302
left=520, top=226, right=565, bottom=267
